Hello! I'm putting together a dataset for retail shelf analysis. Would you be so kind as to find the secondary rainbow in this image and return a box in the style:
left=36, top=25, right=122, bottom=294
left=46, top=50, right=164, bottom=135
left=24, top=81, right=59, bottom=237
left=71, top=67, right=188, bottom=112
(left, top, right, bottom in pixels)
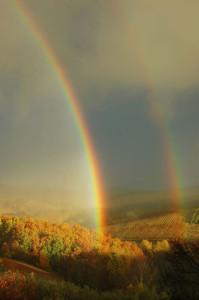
left=112, top=3, right=184, bottom=211
left=11, top=0, right=106, bottom=234
left=131, top=33, right=185, bottom=212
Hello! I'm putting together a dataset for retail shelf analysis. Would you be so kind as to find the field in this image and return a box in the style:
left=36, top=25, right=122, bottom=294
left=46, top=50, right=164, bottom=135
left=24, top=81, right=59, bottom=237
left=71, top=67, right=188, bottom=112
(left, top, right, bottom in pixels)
left=184, top=223, right=199, bottom=240
left=105, top=211, right=199, bottom=241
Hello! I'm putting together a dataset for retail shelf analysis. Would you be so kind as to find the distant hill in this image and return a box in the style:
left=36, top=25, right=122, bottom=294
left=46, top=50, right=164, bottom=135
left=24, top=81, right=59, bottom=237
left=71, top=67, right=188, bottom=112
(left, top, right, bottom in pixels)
left=0, top=184, right=199, bottom=229
left=106, top=186, right=199, bottom=210
left=0, top=184, right=95, bottom=228
left=105, top=186, right=199, bottom=225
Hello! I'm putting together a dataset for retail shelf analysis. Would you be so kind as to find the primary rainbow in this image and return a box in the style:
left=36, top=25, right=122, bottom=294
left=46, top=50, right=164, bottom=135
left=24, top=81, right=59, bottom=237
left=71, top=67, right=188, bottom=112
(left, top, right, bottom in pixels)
left=11, top=0, right=106, bottom=234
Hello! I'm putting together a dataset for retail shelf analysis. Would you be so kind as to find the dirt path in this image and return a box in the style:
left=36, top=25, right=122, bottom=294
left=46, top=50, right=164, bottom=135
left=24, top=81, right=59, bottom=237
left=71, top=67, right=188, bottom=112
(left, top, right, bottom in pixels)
left=0, top=258, right=62, bottom=281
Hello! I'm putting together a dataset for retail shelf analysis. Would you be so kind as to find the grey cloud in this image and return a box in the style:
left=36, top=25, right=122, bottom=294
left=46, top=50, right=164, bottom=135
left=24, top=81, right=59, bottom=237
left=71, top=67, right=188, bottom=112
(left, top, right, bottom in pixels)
left=1, top=0, right=62, bottom=120
left=3, top=0, right=199, bottom=107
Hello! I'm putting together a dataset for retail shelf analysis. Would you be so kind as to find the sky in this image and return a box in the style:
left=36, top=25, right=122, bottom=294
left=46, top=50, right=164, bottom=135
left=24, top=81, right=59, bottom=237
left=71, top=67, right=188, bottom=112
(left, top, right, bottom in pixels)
left=1, top=0, right=199, bottom=198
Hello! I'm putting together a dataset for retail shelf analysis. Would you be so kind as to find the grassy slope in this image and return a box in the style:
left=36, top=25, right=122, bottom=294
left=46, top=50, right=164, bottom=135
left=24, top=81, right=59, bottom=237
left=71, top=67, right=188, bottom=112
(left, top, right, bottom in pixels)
left=0, top=258, right=61, bottom=281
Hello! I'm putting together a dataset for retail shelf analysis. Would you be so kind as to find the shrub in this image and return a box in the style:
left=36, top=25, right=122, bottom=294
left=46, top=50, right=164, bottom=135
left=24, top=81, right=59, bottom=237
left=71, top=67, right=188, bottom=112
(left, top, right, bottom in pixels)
left=140, top=240, right=152, bottom=253
left=154, top=240, right=170, bottom=253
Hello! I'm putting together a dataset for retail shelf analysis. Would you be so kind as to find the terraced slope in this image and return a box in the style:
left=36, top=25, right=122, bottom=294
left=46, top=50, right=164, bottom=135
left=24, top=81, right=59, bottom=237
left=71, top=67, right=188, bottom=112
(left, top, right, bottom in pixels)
left=105, top=212, right=186, bottom=241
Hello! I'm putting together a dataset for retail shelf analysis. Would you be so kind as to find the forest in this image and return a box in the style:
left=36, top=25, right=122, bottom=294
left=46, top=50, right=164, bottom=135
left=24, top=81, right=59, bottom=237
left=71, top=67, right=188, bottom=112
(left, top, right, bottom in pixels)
left=0, top=215, right=198, bottom=299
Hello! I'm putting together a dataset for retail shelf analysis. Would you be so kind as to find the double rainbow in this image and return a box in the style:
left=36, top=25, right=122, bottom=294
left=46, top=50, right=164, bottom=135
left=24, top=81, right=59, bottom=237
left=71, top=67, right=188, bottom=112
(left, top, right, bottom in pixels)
left=12, top=0, right=106, bottom=234
left=11, top=1, right=184, bottom=235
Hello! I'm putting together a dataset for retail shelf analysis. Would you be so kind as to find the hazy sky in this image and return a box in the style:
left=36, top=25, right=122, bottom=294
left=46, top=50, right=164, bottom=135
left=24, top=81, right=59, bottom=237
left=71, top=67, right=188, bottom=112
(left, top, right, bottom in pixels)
left=1, top=0, right=199, bottom=193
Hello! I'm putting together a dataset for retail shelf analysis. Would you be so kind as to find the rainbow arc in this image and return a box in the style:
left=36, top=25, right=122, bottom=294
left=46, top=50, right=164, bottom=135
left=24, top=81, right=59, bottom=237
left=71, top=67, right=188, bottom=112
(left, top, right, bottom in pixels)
left=12, top=0, right=106, bottom=235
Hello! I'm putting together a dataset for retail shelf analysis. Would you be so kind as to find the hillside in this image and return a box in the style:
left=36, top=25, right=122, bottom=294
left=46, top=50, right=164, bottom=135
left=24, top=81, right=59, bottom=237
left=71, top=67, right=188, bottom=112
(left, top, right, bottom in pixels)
left=0, top=215, right=198, bottom=299
left=0, top=260, right=136, bottom=300
left=0, top=258, right=61, bottom=281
